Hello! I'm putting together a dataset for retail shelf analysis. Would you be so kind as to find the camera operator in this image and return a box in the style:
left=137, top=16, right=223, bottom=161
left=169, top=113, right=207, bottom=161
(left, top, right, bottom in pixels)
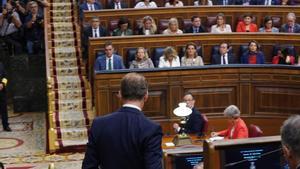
left=0, top=2, right=23, bottom=55
left=25, top=1, right=43, bottom=55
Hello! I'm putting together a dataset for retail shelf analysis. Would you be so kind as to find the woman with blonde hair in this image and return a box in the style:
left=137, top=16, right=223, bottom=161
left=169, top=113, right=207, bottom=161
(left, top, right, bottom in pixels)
left=181, top=42, right=204, bottom=66
left=136, top=16, right=157, bottom=35
left=211, top=13, right=232, bottom=33
left=158, top=46, right=180, bottom=68
left=130, top=47, right=154, bottom=69
left=162, top=18, right=183, bottom=35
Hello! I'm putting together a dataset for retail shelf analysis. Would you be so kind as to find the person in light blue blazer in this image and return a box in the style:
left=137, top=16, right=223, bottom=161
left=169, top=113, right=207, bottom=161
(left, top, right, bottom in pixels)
left=94, top=42, right=125, bottom=71
left=259, top=16, right=279, bottom=33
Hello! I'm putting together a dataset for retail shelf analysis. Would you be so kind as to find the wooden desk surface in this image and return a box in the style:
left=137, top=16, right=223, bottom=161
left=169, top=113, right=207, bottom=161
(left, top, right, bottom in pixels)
left=162, top=135, right=204, bottom=154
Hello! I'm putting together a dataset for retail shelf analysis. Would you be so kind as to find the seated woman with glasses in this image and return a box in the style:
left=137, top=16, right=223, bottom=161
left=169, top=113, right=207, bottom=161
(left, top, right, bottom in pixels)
left=241, top=40, right=265, bottom=64
left=162, top=18, right=183, bottom=35
left=211, top=105, right=248, bottom=139
left=211, top=13, right=232, bottom=33
left=236, top=14, right=258, bottom=32
left=158, top=46, right=180, bottom=68
left=259, top=16, right=279, bottom=33
left=112, top=17, right=133, bottom=36
left=136, top=16, right=157, bottom=35
left=181, top=42, right=204, bottom=66
left=129, top=47, right=155, bottom=69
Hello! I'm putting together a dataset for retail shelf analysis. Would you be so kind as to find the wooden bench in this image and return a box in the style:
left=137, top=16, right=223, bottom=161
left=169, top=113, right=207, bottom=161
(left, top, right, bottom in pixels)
left=88, top=33, right=300, bottom=80
left=83, top=6, right=300, bottom=33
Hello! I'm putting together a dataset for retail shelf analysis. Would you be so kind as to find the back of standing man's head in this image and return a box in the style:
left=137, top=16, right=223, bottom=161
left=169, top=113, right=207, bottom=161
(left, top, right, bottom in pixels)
left=281, top=115, right=300, bottom=160
left=121, top=73, right=148, bottom=101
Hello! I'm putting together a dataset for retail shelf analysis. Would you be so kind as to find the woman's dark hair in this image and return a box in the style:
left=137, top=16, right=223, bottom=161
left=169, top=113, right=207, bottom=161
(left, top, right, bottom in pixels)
left=118, top=17, right=130, bottom=28
left=248, top=40, right=260, bottom=50
left=263, top=16, right=273, bottom=27
left=243, top=13, right=253, bottom=19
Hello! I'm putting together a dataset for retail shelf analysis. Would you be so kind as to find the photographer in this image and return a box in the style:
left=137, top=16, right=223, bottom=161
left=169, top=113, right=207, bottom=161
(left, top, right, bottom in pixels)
left=25, top=1, right=43, bottom=55
left=0, top=2, right=23, bottom=55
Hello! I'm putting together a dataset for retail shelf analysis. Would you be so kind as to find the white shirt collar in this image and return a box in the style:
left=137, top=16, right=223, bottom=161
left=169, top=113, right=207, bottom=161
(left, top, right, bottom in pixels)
left=123, top=104, right=142, bottom=111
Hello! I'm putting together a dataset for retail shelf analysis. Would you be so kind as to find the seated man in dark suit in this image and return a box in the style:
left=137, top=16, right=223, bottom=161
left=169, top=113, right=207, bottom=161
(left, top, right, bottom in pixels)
left=211, top=42, right=237, bottom=65
left=211, top=0, right=236, bottom=5
left=82, top=72, right=163, bottom=169
left=184, top=16, right=206, bottom=34
left=94, top=41, right=125, bottom=71
left=108, top=0, right=128, bottom=9
left=251, top=0, right=280, bottom=5
left=173, top=92, right=205, bottom=136
left=79, top=0, right=102, bottom=19
left=82, top=17, right=107, bottom=59
left=280, top=12, right=300, bottom=33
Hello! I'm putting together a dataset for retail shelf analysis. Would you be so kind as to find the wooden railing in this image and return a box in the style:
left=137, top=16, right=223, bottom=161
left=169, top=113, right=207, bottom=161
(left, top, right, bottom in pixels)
left=83, top=6, right=300, bottom=31
left=94, top=65, right=300, bottom=134
left=88, top=33, right=300, bottom=80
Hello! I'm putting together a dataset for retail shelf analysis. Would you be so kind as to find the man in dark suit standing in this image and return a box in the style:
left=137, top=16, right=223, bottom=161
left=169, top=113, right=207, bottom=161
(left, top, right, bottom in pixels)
left=211, top=42, right=237, bottom=65
left=82, top=72, right=163, bottom=169
left=0, top=62, right=11, bottom=132
left=108, top=0, right=128, bottom=9
left=94, top=41, right=125, bottom=71
left=82, top=17, right=107, bottom=59
left=280, top=13, right=300, bottom=33
left=173, top=92, right=205, bottom=136
left=184, top=16, right=206, bottom=34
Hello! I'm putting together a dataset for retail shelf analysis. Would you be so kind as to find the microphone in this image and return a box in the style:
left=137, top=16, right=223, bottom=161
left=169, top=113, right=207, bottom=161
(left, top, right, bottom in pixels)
left=224, top=147, right=282, bottom=168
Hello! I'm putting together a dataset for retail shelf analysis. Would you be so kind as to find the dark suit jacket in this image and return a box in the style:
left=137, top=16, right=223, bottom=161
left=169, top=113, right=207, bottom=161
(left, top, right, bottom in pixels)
left=211, top=53, right=237, bottom=64
left=82, top=107, right=163, bottom=169
left=280, top=23, right=300, bottom=33
left=107, top=1, right=128, bottom=9
left=0, top=62, right=7, bottom=95
left=94, top=54, right=125, bottom=71
left=241, top=51, right=265, bottom=64
left=79, top=2, right=102, bottom=19
left=253, top=0, right=280, bottom=5
left=83, top=26, right=108, bottom=44
left=184, top=108, right=205, bottom=135
left=212, top=0, right=236, bottom=5
left=184, top=26, right=206, bottom=33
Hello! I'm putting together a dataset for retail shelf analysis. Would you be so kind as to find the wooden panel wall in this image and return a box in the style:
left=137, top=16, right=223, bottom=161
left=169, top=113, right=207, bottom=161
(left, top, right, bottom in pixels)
left=94, top=66, right=300, bottom=135
left=88, top=33, right=300, bottom=80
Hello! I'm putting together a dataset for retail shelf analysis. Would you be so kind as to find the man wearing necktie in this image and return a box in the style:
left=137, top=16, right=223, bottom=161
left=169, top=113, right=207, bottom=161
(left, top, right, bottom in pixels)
left=82, top=17, right=108, bottom=59
left=94, top=41, right=125, bottom=71
left=79, top=0, right=102, bottom=19
left=211, top=42, right=237, bottom=65
left=108, top=0, right=128, bottom=9
left=184, top=16, right=206, bottom=33
left=280, top=12, right=300, bottom=33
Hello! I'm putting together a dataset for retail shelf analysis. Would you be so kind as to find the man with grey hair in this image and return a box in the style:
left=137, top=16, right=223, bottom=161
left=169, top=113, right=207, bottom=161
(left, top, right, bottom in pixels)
left=82, top=72, right=163, bottom=169
left=211, top=105, right=248, bottom=139
left=280, top=12, right=300, bottom=33
left=281, top=115, right=300, bottom=169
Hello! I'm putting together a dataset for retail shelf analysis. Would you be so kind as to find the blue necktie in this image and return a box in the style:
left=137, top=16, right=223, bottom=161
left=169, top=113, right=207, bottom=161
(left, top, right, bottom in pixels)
left=108, top=59, right=112, bottom=70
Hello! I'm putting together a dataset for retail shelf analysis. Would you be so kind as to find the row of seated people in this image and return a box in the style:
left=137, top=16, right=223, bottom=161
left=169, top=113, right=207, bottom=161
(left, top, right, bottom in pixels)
left=94, top=41, right=298, bottom=71
left=83, top=12, right=299, bottom=38
left=0, top=0, right=48, bottom=55
left=79, top=0, right=296, bottom=16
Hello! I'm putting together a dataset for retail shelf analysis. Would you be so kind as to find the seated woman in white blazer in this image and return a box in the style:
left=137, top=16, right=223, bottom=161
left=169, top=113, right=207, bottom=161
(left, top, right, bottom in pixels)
left=158, top=46, right=180, bottom=68
left=211, top=13, right=232, bottom=33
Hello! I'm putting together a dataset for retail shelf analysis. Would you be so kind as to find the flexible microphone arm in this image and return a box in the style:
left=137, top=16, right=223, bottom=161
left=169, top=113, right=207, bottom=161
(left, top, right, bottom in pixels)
left=224, top=147, right=282, bottom=167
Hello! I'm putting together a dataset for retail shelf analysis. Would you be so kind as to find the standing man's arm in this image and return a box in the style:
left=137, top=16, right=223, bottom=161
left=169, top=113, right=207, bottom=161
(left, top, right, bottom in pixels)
left=82, top=121, right=100, bottom=169
left=144, top=125, right=163, bottom=169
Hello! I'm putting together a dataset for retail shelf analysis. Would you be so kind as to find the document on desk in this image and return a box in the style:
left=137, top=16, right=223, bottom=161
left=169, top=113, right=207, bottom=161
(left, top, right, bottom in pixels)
left=165, top=142, right=175, bottom=147
left=208, top=136, right=224, bottom=142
